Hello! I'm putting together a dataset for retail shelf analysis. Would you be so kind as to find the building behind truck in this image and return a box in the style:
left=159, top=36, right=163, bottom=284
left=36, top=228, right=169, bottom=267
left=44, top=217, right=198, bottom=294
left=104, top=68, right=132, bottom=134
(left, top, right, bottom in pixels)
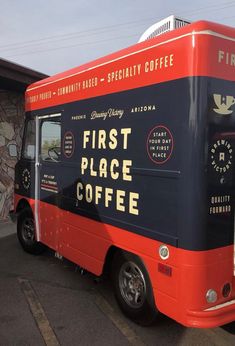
left=0, top=59, right=47, bottom=220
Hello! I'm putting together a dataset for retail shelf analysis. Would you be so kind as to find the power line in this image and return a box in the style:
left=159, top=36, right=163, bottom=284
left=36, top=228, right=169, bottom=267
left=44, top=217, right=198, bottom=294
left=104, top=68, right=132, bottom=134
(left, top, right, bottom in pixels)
left=218, top=14, right=235, bottom=20
left=2, top=1, right=235, bottom=60
left=0, top=24, right=146, bottom=54
left=0, top=18, right=154, bottom=51
left=1, top=1, right=235, bottom=53
left=179, top=0, right=235, bottom=16
left=6, top=33, right=139, bottom=58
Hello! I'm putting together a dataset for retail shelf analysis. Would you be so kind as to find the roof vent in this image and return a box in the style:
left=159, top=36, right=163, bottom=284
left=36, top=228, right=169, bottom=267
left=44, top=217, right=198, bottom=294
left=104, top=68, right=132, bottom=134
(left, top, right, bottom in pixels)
left=138, top=15, right=191, bottom=42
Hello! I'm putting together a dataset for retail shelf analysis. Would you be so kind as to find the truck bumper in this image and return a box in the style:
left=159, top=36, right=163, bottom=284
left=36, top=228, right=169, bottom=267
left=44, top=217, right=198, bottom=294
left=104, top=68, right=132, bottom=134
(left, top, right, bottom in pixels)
left=186, top=299, right=235, bottom=328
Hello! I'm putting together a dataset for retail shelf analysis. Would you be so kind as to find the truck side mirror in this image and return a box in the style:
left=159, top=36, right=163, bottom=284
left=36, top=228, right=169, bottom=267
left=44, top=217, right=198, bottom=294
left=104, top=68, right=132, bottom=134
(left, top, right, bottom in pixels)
left=26, top=145, right=35, bottom=159
left=8, top=143, right=17, bottom=158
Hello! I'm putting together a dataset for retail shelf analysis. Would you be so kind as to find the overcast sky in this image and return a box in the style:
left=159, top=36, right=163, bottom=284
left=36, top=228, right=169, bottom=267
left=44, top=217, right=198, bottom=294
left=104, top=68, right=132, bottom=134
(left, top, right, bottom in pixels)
left=1, top=0, right=235, bottom=75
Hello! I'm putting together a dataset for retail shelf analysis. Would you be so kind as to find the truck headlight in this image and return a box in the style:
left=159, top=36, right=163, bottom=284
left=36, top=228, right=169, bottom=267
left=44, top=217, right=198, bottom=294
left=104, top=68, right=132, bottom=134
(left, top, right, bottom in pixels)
left=206, top=289, right=217, bottom=303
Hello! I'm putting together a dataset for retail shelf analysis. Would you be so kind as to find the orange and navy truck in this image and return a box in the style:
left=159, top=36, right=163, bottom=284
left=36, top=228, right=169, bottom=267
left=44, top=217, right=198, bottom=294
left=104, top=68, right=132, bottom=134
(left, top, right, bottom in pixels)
left=13, top=20, right=235, bottom=327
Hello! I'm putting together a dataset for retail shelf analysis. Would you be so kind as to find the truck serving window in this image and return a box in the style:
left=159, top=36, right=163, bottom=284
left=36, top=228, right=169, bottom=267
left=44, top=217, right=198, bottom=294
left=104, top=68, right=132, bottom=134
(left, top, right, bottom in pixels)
left=22, top=119, right=36, bottom=160
left=41, top=118, right=61, bottom=162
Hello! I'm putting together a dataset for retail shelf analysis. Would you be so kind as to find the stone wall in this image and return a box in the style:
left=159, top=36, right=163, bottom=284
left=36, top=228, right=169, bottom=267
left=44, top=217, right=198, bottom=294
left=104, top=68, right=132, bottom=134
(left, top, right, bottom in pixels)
left=0, top=90, right=24, bottom=219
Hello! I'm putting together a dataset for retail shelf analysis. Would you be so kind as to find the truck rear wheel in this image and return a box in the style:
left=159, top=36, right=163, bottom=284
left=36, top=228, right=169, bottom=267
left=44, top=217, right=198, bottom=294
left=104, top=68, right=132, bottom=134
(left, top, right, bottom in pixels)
left=17, top=209, right=45, bottom=255
left=112, top=251, right=158, bottom=326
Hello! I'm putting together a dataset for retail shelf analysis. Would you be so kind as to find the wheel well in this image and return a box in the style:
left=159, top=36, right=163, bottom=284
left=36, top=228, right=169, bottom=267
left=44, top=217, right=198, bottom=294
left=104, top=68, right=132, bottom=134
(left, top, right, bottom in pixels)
left=103, top=246, right=120, bottom=276
left=16, top=199, right=32, bottom=214
left=103, top=246, right=143, bottom=277
left=103, top=246, right=150, bottom=278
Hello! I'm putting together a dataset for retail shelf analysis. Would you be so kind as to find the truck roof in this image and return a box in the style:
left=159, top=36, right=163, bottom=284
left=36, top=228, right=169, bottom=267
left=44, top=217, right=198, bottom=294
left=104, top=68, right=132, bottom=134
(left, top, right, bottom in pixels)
left=26, top=20, right=235, bottom=112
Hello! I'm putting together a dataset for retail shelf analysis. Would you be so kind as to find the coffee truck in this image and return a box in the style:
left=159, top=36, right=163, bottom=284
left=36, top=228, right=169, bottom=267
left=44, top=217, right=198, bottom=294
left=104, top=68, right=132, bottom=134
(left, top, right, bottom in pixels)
left=13, top=19, right=235, bottom=327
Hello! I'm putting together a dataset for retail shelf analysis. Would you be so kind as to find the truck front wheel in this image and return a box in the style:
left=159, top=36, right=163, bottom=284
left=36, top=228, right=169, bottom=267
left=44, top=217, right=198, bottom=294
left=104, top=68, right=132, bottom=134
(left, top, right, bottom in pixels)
left=17, top=209, right=45, bottom=255
left=112, top=251, right=158, bottom=325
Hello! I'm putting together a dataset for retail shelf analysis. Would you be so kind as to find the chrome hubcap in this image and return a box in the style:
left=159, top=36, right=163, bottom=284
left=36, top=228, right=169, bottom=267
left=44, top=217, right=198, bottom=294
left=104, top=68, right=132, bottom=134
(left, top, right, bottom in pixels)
left=119, top=261, right=146, bottom=309
left=22, top=218, right=35, bottom=243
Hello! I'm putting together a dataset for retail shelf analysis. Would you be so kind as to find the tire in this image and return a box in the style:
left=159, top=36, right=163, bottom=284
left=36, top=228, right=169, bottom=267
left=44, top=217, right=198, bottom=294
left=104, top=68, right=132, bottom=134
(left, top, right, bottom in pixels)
left=17, top=209, right=46, bottom=255
left=112, top=251, right=158, bottom=326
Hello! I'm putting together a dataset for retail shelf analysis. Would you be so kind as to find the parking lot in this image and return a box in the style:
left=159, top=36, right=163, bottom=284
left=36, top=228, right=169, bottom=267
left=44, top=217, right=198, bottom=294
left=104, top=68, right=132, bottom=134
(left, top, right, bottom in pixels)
left=1, top=220, right=235, bottom=346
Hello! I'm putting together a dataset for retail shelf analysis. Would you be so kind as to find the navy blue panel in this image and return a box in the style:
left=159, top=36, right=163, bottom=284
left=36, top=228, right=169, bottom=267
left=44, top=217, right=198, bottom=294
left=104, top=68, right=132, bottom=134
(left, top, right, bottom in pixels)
left=15, top=77, right=235, bottom=250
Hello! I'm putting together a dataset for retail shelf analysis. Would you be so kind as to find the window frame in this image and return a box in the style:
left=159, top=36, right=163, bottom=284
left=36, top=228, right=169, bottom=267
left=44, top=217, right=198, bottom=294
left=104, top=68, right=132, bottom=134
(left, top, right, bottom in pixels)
left=39, top=116, right=61, bottom=163
left=21, top=118, right=36, bottom=161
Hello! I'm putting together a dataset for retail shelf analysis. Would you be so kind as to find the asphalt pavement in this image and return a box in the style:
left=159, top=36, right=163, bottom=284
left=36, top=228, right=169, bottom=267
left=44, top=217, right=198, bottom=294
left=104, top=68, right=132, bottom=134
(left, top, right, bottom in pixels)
left=1, top=220, right=235, bottom=346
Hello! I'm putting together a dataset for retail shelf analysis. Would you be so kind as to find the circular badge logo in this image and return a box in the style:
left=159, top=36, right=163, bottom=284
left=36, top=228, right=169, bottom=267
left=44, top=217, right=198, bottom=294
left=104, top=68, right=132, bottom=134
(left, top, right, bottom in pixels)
left=63, top=131, right=75, bottom=158
left=22, top=168, right=31, bottom=190
left=147, top=125, right=174, bottom=164
left=210, top=139, right=233, bottom=173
